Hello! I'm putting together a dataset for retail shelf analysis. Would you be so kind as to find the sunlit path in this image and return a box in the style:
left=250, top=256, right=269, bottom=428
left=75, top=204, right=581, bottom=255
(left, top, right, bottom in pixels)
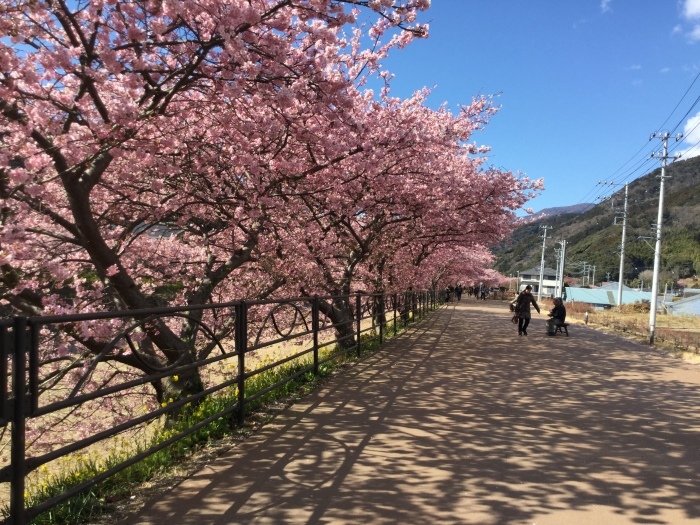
left=131, top=302, right=700, bottom=525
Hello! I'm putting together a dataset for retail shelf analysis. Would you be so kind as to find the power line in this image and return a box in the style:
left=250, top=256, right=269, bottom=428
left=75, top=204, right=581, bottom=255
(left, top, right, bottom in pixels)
left=571, top=68, right=700, bottom=208
left=658, top=69, right=700, bottom=133
left=669, top=94, right=700, bottom=136
left=669, top=114, right=700, bottom=157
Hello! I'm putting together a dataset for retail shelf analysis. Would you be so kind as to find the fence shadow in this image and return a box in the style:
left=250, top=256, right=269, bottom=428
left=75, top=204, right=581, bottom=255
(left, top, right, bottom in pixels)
left=133, top=302, right=700, bottom=525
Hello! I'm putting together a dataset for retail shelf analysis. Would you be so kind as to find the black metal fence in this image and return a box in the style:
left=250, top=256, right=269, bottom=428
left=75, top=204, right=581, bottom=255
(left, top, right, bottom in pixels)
left=0, top=290, right=441, bottom=524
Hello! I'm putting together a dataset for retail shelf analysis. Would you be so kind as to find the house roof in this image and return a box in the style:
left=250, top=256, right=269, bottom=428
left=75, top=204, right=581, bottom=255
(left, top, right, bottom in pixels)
left=521, top=267, right=558, bottom=278
left=663, top=294, right=700, bottom=316
left=598, top=282, right=637, bottom=291
left=565, top=287, right=653, bottom=306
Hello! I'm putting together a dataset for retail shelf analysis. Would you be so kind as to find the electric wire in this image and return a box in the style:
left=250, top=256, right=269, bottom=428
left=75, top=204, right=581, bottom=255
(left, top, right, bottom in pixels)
left=570, top=69, right=700, bottom=209
left=669, top=94, right=700, bottom=136
left=658, top=69, right=700, bottom=133
left=669, top=115, right=700, bottom=157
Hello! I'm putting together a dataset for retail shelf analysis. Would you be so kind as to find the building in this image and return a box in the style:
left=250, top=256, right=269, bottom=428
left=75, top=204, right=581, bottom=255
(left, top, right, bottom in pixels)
left=518, top=267, right=559, bottom=296
left=663, top=294, right=700, bottom=316
left=565, top=284, right=654, bottom=310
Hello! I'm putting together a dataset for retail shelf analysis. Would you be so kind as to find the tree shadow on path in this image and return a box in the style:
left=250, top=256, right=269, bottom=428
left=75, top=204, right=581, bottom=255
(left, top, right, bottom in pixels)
left=132, top=303, right=700, bottom=524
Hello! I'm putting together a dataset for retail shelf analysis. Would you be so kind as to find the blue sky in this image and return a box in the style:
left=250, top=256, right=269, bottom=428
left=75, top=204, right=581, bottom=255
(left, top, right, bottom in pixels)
left=376, top=1, right=700, bottom=214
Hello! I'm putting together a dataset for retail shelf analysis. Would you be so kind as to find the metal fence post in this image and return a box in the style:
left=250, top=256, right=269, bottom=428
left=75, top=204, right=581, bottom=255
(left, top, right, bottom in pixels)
left=379, top=293, right=384, bottom=345
left=403, top=292, right=408, bottom=328
left=235, top=302, right=247, bottom=426
left=11, top=316, right=28, bottom=525
left=355, top=292, right=361, bottom=357
left=393, top=293, right=397, bottom=335
left=312, top=296, right=319, bottom=375
left=411, top=291, right=417, bottom=323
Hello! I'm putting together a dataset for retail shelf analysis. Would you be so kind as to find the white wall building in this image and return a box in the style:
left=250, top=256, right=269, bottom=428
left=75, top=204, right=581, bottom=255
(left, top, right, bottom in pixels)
left=518, top=267, right=559, bottom=297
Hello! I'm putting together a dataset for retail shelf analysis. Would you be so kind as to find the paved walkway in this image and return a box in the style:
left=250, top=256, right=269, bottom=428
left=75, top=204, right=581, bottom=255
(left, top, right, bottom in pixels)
left=131, top=302, right=700, bottom=524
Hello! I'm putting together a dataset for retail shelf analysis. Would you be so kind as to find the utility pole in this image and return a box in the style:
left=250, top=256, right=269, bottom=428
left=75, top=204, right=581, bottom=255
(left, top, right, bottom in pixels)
left=574, top=261, right=588, bottom=287
left=648, top=132, right=682, bottom=344
left=554, top=247, right=561, bottom=296
left=556, top=239, right=567, bottom=298
left=615, top=182, right=629, bottom=307
left=554, top=248, right=561, bottom=297
left=538, top=225, right=552, bottom=301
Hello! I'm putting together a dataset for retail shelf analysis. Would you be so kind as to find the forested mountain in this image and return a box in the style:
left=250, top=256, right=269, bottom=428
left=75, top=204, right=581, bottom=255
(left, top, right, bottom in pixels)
left=493, top=155, right=700, bottom=285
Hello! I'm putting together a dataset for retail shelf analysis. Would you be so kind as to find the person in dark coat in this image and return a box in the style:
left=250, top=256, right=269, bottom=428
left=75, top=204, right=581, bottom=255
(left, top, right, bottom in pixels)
left=515, top=285, right=540, bottom=336
left=546, top=297, right=567, bottom=335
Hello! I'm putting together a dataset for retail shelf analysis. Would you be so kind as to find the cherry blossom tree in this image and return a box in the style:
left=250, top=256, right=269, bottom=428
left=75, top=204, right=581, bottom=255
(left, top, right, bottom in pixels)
left=275, top=88, right=542, bottom=337
left=0, top=0, right=544, bottom=467
left=0, top=0, right=430, bottom=411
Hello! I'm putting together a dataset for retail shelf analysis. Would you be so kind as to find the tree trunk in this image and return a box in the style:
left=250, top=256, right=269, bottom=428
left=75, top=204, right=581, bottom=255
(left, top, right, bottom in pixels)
left=318, top=295, right=356, bottom=350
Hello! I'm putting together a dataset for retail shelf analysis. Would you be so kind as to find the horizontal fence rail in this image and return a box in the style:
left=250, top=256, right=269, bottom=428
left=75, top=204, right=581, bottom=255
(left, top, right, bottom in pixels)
left=0, top=290, right=444, bottom=524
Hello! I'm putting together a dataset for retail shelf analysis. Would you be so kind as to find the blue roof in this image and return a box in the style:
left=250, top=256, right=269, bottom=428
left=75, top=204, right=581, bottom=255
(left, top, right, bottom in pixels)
left=598, top=282, right=637, bottom=291
left=564, top=287, right=653, bottom=307
left=663, top=294, right=700, bottom=316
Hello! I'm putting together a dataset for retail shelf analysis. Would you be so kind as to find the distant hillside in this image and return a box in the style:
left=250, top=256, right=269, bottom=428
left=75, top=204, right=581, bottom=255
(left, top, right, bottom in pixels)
left=525, top=203, right=594, bottom=222
left=493, top=155, right=700, bottom=284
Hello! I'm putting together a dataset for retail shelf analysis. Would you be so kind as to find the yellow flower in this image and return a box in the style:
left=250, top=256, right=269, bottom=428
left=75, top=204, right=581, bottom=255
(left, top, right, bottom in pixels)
left=173, top=375, right=179, bottom=382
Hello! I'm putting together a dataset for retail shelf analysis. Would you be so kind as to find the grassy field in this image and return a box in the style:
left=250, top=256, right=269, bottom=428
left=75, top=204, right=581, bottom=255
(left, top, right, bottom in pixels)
left=559, top=300, right=700, bottom=360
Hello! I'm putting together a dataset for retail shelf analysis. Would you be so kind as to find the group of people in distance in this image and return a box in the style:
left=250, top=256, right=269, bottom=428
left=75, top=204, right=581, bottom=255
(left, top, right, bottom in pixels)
left=512, top=285, right=566, bottom=336
left=446, top=284, right=491, bottom=302
left=445, top=284, right=463, bottom=301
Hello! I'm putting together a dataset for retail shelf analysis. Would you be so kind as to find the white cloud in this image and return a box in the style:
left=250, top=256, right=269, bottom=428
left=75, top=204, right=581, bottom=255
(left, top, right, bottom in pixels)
left=660, top=67, right=671, bottom=73
left=677, top=111, right=700, bottom=159
left=679, top=0, right=700, bottom=41
left=683, top=0, right=700, bottom=19
left=628, top=64, right=642, bottom=70
left=688, top=24, right=700, bottom=41
left=601, top=0, right=612, bottom=13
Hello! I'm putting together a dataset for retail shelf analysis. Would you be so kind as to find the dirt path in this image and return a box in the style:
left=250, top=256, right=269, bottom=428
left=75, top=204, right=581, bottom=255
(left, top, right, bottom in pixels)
left=128, top=302, right=700, bottom=524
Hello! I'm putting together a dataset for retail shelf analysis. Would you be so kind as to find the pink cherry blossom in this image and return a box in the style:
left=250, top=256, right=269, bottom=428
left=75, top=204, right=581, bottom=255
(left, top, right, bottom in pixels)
left=0, top=0, right=538, bottom=454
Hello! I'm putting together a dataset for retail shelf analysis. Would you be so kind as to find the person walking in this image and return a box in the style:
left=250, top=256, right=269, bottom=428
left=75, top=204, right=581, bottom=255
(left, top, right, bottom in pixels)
left=515, top=285, right=540, bottom=336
